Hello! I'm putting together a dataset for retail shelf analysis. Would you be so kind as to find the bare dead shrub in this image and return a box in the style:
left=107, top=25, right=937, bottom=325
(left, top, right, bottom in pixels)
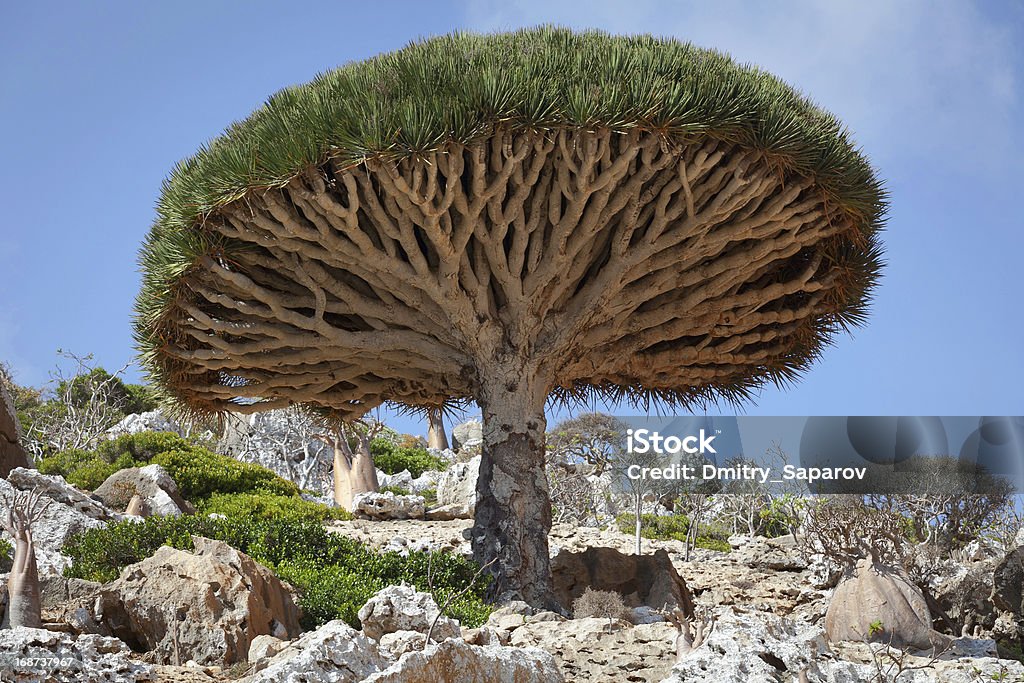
left=572, top=587, right=631, bottom=621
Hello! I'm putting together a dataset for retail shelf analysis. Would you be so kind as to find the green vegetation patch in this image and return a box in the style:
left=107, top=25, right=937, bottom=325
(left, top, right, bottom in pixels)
left=38, top=431, right=299, bottom=503
left=63, top=512, right=490, bottom=631
left=370, top=439, right=446, bottom=478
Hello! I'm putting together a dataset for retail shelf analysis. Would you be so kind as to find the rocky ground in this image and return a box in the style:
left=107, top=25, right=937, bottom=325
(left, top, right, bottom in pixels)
left=3, top=489, right=1024, bottom=682
left=2, top=407, right=1022, bottom=682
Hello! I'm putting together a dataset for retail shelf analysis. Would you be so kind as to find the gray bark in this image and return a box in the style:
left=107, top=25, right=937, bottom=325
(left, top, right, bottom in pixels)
left=3, top=538, right=42, bottom=628
left=471, top=368, right=556, bottom=609
left=426, top=408, right=449, bottom=451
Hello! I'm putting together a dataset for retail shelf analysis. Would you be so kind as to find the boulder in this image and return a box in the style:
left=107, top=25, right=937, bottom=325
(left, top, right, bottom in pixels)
left=423, top=503, right=469, bottom=521
left=248, top=634, right=287, bottom=663
left=435, top=454, right=479, bottom=517
left=450, top=420, right=482, bottom=451
left=0, top=472, right=119, bottom=576
left=550, top=547, right=694, bottom=615
left=239, top=620, right=385, bottom=682
left=7, top=467, right=118, bottom=522
left=409, top=469, right=443, bottom=493
left=824, top=558, right=949, bottom=650
left=352, top=491, right=426, bottom=521
left=0, top=627, right=154, bottom=682
left=730, top=535, right=807, bottom=571
left=357, top=583, right=461, bottom=643
left=992, top=546, right=1024, bottom=617
left=0, top=381, right=30, bottom=477
left=93, top=463, right=193, bottom=516
left=661, top=609, right=830, bottom=683
left=377, top=469, right=414, bottom=491
left=363, top=638, right=563, bottom=683
left=106, top=410, right=183, bottom=437
left=95, top=536, right=302, bottom=666
left=377, top=630, right=427, bottom=659
left=382, top=536, right=435, bottom=556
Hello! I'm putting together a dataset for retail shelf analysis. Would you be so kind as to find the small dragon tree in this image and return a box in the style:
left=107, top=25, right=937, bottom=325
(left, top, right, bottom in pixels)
left=1, top=488, right=50, bottom=628
left=134, top=28, right=885, bottom=607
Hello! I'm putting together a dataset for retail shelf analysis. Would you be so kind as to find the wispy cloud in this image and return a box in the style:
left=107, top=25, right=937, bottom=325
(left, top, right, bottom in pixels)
left=462, top=1, right=1021, bottom=173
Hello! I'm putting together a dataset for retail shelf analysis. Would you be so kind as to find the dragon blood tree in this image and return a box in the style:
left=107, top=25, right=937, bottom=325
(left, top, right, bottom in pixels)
left=134, top=28, right=885, bottom=607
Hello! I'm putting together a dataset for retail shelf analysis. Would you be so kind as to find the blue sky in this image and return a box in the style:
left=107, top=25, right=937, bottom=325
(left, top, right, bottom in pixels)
left=1, top=2, right=1021, bottom=438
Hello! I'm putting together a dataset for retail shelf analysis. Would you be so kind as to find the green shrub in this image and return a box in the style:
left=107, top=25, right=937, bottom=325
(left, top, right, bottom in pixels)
left=370, top=439, right=446, bottom=478
left=615, top=513, right=690, bottom=542
left=420, top=487, right=438, bottom=507
left=95, top=431, right=191, bottom=464
left=39, top=432, right=190, bottom=490
left=695, top=536, right=731, bottom=552
left=63, top=515, right=217, bottom=583
left=379, top=485, right=412, bottom=496
left=151, top=448, right=299, bottom=501
left=199, top=492, right=351, bottom=523
left=0, top=538, right=12, bottom=572
left=63, top=513, right=491, bottom=630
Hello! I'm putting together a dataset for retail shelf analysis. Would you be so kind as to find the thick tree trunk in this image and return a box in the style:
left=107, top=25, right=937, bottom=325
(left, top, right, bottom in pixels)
left=3, top=537, right=42, bottom=628
left=332, top=431, right=379, bottom=511
left=426, top=408, right=449, bottom=451
left=635, top=493, right=643, bottom=555
left=471, top=369, right=557, bottom=609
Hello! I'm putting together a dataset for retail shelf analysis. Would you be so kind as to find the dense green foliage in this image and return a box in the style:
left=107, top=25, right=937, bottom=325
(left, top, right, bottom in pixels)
left=38, top=431, right=298, bottom=501
left=615, top=512, right=731, bottom=552
left=151, top=448, right=299, bottom=500
left=198, top=492, right=352, bottom=523
left=63, top=512, right=491, bottom=630
left=0, top=538, right=12, bottom=572
left=616, top=512, right=690, bottom=542
left=370, top=439, right=446, bottom=478
left=135, top=26, right=886, bottom=416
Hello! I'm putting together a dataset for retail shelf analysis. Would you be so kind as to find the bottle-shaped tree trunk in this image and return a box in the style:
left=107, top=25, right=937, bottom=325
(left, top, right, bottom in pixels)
left=2, top=488, right=49, bottom=629
left=426, top=408, right=449, bottom=451
left=330, top=425, right=380, bottom=511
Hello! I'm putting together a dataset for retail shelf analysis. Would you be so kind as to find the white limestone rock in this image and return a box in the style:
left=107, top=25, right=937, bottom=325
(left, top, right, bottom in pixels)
left=363, top=639, right=564, bottom=683
left=435, top=454, right=479, bottom=517
left=239, top=620, right=384, bottom=682
left=357, top=583, right=461, bottom=643
left=352, top=491, right=425, bottom=521
left=106, top=410, right=183, bottom=437
left=0, top=627, right=154, bottom=682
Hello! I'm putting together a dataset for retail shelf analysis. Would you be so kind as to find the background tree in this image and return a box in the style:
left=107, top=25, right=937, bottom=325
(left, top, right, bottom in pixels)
left=320, top=419, right=382, bottom=510
left=547, top=412, right=625, bottom=475
left=1, top=488, right=49, bottom=628
left=222, top=406, right=336, bottom=494
left=426, top=408, right=449, bottom=451
left=133, top=28, right=885, bottom=606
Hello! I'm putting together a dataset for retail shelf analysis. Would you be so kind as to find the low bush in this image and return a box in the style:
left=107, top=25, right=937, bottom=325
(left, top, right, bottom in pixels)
left=615, top=513, right=690, bottom=542
left=0, top=538, right=12, bottom=572
left=151, top=448, right=299, bottom=501
left=40, top=432, right=298, bottom=503
left=378, top=485, right=412, bottom=496
left=695, top=536, right=731, bottom=552
left=420, top=487, right=438, bottom=507
left=370, top=439, right=446, bottom=478
left=95, top=431, right=192, bottom=464
left=572, top=587, right=630, bottom=620
left=199, top=492, right=351, bottom=523
left=63, top=512, right=491, bottom=630
left=63, top=514, right=216, bottom=583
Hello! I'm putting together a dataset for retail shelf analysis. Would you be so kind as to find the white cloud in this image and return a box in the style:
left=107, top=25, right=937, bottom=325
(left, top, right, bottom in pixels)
left=462, top=0, right=1020, bottom=173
